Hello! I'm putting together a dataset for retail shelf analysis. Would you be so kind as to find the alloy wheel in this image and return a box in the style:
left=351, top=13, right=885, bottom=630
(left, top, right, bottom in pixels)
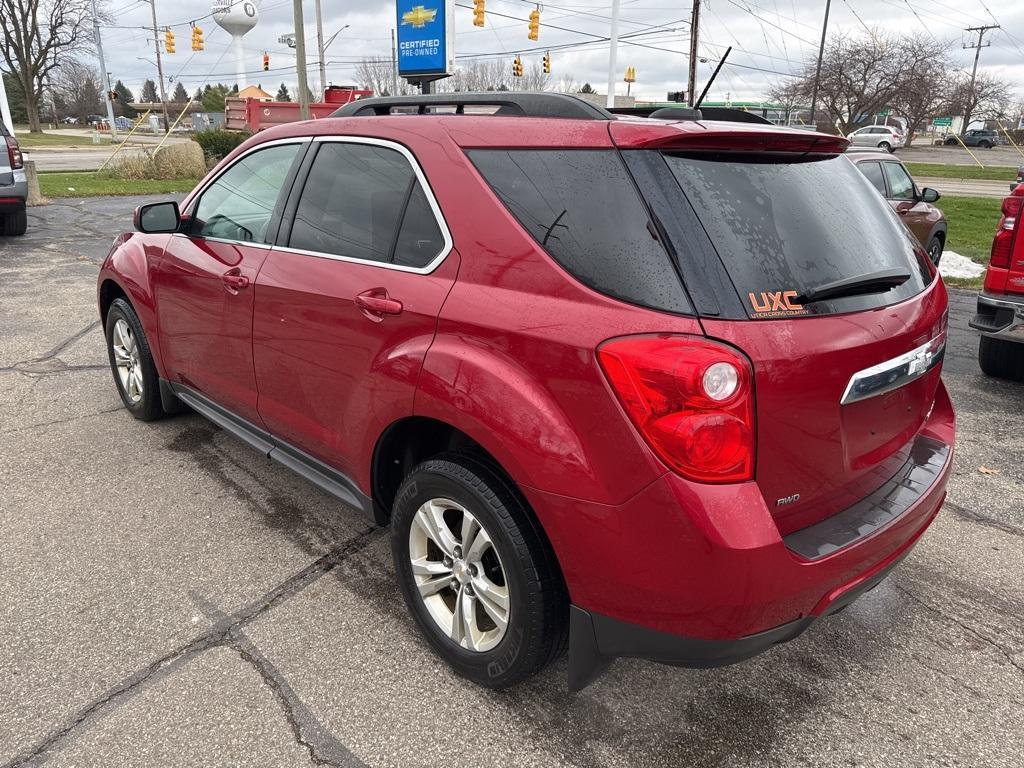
left=408, top=497, right=510, bottom=652
left=111, top=318, right=143, bottom=403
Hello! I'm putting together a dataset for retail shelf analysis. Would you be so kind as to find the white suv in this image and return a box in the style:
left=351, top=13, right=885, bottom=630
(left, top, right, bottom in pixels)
left=846, top=125, right=905, bottom=153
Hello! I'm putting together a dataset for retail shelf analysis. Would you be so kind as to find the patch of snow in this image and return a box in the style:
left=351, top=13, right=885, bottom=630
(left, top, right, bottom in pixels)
left=940, top=250, right=985, bottom=279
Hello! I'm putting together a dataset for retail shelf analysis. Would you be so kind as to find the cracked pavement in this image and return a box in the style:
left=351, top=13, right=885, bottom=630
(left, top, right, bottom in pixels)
left=1, top=197, right=1022, bottom=768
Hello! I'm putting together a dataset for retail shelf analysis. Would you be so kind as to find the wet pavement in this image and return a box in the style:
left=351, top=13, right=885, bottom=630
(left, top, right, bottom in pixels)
left=1, top=196, right=1022, bottom=768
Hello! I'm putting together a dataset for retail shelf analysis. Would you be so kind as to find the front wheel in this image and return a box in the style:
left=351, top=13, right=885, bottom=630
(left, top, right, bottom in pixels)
left=104, top=297, right=165, bottom=420
left=978, top=336, right=1024, bottom=381
left=391, top=455, right=567, bottom=688
left=878, top=141, right=892, bottom=153
left=978, top=141, right=992, bottom=149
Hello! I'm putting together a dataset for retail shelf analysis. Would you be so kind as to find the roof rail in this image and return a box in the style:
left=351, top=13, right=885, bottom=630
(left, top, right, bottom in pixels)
left=330, top=92, right=613, bottom=121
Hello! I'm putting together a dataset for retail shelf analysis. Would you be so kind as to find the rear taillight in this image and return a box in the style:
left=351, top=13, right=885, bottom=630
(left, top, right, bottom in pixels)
left=991, top=190, right=1023, bottom=269
left=597, top=335, right=755, bottom=483
left=5, top=136, right=22, bottom=169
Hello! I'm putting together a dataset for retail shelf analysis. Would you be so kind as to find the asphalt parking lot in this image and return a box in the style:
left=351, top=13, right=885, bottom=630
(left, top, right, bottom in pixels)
left=1, top=196, right=1022, bottom=768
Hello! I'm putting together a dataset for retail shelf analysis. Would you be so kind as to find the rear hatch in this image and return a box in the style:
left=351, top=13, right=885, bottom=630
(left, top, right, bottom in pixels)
left=615, top=125, right=947, bottom=533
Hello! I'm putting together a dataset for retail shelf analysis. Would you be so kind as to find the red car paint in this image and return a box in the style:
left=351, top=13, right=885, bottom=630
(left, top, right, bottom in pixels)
left=98, top=107, right=953, bottom=661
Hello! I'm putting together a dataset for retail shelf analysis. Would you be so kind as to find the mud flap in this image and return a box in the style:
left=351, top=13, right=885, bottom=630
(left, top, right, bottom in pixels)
left=567, top=605, right=614, bottom=692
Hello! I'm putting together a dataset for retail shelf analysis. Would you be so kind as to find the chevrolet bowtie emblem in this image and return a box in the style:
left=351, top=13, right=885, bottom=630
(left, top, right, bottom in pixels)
left=401, top=5, right=437, bottom=27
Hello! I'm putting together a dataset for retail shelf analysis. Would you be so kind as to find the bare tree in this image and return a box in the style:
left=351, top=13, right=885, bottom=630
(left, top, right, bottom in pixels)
left=551, top=74, right=578, bottom=94
left=520, top=60, right=551, bottom=92
left=887, top=35, right=951, bottom=142
left=0, top=0, right=96, bottom=131
left=444, top=60, right=507, bottom=92
left=946, top=70, right=1012, bottom=130
left=353, top=57, right=413, bottom=96
left=51, top=59, right=101, bottom=123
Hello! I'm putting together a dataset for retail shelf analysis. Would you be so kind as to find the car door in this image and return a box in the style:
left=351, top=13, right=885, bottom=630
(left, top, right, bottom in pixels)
left=882, top=160, right=930, bottom=246
left=253, top=137, right=458, bottom=481
left=156, top=140, right=307, bottom=424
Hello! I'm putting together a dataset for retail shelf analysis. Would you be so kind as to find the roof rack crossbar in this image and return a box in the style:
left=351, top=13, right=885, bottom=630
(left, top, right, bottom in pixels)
left=331, top=92, right=613, bottom=121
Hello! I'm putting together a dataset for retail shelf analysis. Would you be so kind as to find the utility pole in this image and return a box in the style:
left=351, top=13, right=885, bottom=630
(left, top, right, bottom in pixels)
left=809, top=0, right=832, bottom=128
left=390, top=29, right=399, bottom=96
left=292, top=0, right=311, bottom=119
left=605, top=0, right=621, bottom=108
left=90, top=0, right=119, bottom=138
left=962, top=24, right=998, bottom=131
left=147, top=0, right=171, bottom=132
left=686, top=0, right=701, bottom=106
left=314, top=0, right=326, bottom=96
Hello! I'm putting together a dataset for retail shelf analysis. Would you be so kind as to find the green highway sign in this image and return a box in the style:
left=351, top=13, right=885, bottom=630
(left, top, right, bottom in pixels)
left=933, top=117, right=953, bottom=126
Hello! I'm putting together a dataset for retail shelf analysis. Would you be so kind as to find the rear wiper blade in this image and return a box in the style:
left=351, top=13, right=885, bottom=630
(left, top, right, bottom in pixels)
left=793, top=268, right=911, bottom=305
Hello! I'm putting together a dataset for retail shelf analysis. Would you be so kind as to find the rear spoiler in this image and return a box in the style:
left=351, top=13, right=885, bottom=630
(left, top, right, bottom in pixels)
left=609, top=106, right=774, bottom=125
left=610, top=122, right=850, bottom=154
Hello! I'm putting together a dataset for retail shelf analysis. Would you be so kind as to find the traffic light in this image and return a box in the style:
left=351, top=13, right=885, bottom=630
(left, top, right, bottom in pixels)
left=263, top=52, right=270, bottom=71
left=191, top=25, right=204, bottom=51
left=624, top=66, right=636, bottom=83
left=164, top=28, right=175, bottom=54
left=107, top=90, right=118, bottom=101
left=543, top=51, right=550, bottom=74
left=473, top=0, right=485, bottom=27
left=528, top=8, right=539, bottom=41
left=512, top=56, right=523, bottom=77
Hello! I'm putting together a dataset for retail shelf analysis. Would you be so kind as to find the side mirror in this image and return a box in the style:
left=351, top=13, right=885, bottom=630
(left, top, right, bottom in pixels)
left=134, top=201, right=180, bottom=233
left=920, top=187, right=940, bottom=203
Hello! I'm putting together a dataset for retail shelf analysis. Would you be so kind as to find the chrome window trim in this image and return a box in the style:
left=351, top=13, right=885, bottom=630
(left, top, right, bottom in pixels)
left=183, top=136, right=313, bottom=246
left=840, top=336, right=946, bottom=405
left=274, top=135, right=453, bottom=275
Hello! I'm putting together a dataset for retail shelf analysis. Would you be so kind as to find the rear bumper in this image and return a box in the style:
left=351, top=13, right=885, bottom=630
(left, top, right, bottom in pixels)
left=970, top=292, right=1024, bottom=343
left=527, top=382, right=955, bottom=690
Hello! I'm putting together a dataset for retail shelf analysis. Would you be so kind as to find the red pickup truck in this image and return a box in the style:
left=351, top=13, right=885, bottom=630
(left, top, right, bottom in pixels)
left=971, top=184, right=1024, bottom=379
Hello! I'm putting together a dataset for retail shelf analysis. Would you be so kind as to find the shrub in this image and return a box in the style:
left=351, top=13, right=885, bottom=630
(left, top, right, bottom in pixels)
left=193, top=129, right=250, bottom=160
left=107, top=141, right=206, bottom=180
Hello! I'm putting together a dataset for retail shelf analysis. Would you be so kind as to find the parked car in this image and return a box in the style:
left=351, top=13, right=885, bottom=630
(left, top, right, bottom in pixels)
left=846, top=125, right=906, bottom=152
left=945, top=129, right=998, bottom=148
left=849, top=151, right=947, bottom=265
left=97, top=93, right=955, bottom=691
left=0, top=122, right=27, bottom=236
left=60, top=116, right=80, bottom=125
left=970, top=185, right=1024, bottom=379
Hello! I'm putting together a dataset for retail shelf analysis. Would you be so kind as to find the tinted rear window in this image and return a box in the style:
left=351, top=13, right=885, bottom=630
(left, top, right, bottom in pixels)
left=468, top=149, right=691, bottom=315
left=662, top=153, right=930, bottom=317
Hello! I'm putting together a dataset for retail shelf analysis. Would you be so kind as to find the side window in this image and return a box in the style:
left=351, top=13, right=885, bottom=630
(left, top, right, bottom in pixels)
left=858, top=162, right=887, bottom=196
left=192, top=144, right=301, bottom=243
left=288, top=142, right=444, bottom=268
left=468, top=149, right=691, bottom=314
left=883, top=162, right=916, bottom=200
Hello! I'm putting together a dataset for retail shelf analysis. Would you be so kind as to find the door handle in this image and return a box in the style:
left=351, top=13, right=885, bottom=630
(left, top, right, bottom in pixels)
left=222, top=268, right=250, bottom=293
left=355, top=289, right=403, bottom=320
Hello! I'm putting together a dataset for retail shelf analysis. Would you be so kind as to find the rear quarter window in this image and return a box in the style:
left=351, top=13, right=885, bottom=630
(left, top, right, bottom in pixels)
left=468, top=149, right=692, bottom=315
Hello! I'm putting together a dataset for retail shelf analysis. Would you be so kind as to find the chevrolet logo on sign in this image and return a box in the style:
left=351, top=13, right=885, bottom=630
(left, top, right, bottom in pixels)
left=401, top=5, right=437, bottom=27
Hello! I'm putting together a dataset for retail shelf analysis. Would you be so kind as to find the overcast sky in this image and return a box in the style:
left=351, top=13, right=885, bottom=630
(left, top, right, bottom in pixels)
left=95, top=0, right=1024, bottom=106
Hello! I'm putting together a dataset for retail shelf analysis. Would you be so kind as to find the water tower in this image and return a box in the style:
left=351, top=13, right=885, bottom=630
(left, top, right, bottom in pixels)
left=212, top=0, right=259, bottom=92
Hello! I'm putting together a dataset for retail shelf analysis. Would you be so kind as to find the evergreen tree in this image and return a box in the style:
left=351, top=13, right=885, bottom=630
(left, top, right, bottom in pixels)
left=579, top=82, right=595, bottom=94
left=112, top=80, right=136, bottom=117
left=200, top=83, right=232, bottom=112
left=275, top=82, right=291, bottom=101
left=171, top=81, right=189, bottom=103
left=140, top=79, right=159, bottom=103
left=2, top=72, right=29, bottom=123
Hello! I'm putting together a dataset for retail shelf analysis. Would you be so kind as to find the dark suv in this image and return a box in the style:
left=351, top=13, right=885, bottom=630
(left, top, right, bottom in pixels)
left=97, top=93, right=954, bottom=690
left=946, top=129, right=998, bottom=148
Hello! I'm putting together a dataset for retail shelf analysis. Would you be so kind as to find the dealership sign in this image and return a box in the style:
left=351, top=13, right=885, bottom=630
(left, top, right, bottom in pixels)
left=396, top=0, right=454, bottom=78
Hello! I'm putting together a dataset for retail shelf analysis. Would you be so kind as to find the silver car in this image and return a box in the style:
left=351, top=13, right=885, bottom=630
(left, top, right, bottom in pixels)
left=846, top=125, right=905, bottom=153
left=0, top=122, right=27, bottom=235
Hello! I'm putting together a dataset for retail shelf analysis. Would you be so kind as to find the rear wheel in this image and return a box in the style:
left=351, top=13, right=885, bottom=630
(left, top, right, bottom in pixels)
left=978, top=336, right=1024, bottom=381
left=2, top=207, right=27, bottom=236
left=104, top=297, right=165, bottom=420
left=878, top=141, right=892, bottom=153
left=391, top=454, right=567, bottom=688
left=978, top=140, right=992, bottom=149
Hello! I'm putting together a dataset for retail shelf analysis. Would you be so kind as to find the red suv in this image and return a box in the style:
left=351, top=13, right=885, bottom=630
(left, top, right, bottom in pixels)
left=971, top=185, right=1024, bottom=379
left=97, top=93, right=955, bottom=691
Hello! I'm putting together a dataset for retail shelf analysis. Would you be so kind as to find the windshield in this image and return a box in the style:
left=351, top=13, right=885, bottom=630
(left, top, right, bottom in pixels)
left=662, top=152, right=932, bottom=318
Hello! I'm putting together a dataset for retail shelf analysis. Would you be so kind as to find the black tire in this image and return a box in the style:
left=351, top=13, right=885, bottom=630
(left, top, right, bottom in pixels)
left=2, top=207, right=27, bottom=236
left=878, top=141, right=892, bottom=153
left=391, top=454, right=567, bottom=688
left=978, top=336, right=1024, bottom=381
left=926, top=235, right=944, bottom=266
left=978, top=141, right=992, bottom=149
left=104, top=297, right=165, bottom=421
